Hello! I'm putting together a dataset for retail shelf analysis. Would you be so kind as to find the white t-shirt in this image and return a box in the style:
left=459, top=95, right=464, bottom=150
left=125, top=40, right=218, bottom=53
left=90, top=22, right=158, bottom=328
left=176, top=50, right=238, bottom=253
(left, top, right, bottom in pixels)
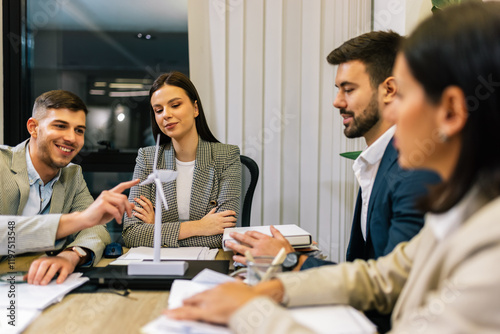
left=175, top=158, right=195, bottom=221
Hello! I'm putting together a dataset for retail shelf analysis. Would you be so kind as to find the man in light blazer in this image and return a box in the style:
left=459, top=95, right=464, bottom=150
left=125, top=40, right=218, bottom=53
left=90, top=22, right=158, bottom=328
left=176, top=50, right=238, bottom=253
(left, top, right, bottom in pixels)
left=0, top=90, right=138, bottom=285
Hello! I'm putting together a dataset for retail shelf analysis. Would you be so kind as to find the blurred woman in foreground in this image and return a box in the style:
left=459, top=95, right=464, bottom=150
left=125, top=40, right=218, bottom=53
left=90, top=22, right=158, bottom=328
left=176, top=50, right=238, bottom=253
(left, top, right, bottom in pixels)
left=166, top=3, right=500, bottom=333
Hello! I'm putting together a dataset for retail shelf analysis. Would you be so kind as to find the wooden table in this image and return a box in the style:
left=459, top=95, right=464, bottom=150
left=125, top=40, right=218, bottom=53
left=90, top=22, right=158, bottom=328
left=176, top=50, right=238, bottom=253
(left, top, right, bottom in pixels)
left=0, top=249, right=233, bottom=334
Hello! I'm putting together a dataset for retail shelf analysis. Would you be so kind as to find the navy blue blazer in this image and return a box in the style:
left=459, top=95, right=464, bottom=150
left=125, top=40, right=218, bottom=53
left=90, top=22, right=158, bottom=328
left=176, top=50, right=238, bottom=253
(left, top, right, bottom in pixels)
left=303, top=139, right=440, bottom=269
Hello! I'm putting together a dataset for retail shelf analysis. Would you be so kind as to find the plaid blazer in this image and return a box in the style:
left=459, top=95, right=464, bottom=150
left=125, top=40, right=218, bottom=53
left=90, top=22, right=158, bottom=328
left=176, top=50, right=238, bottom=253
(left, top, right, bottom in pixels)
left=122, top=138, right=241, bottom=248
left=0, top=140, right=110, bottom=263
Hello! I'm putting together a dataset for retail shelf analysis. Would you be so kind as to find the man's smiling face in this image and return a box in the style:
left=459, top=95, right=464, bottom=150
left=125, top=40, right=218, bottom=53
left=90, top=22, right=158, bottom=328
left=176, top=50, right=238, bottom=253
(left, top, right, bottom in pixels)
left=29, top=108, right=86, bottom=174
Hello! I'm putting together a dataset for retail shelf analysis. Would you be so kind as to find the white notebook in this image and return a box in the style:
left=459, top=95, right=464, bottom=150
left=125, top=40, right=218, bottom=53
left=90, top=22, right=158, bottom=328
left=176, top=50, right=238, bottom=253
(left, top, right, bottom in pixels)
left=222, top=224, right=312, bottom=251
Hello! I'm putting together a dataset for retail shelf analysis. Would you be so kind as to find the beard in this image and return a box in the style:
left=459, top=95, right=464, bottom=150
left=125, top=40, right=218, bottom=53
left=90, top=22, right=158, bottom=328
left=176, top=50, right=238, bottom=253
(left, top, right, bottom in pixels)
left=341, top=93, right=380, bottom=139
left=35, top=136, right=78, bottom=171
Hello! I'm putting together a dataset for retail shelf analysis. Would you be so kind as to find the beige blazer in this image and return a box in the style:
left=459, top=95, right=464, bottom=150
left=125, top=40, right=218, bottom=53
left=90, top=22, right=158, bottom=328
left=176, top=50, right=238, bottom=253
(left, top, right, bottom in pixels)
left=0, top=140, right=110, bottom=264
left=122, top=138, right=241, bottom=248
left=230, top=196, right=500, bottom=333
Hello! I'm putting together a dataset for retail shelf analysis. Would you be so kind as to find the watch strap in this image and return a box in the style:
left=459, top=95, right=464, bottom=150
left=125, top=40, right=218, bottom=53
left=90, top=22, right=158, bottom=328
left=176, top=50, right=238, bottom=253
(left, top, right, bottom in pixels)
left=63, top=246, right=89, bottom=266
left=282, top=251, right=303, bottom=271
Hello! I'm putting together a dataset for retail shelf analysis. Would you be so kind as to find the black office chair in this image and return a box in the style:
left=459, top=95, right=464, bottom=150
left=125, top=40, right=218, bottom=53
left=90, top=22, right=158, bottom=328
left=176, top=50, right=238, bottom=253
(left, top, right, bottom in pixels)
left=239, top=155, right=259, bottom=227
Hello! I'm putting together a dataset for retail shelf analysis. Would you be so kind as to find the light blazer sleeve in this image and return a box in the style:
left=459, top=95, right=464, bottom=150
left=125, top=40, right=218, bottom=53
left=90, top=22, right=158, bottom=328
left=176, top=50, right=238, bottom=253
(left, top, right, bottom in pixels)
left=122, top=140, right=241, bottom=248
left=0, top=173, right=109, bottom=262
left=0, top=142, right=110, bottom=261
left=60, top=165, right=111, bottom=265
left=0, top=215, right=62, bottom=255
left=228, top=234, right=418, bottom=334
left=230, top=198, right=500, bottom=334
left=229, top=297, right=312, bottom=334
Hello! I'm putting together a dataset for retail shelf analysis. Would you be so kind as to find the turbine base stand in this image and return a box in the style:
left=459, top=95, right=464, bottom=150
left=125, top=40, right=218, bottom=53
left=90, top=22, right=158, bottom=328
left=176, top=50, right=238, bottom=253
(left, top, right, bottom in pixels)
left=127, top=260, right=188, bottom=276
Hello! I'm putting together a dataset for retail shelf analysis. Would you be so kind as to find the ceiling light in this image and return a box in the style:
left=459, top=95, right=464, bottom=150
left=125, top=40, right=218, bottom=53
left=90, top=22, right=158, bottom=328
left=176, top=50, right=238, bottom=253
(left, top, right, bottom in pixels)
left=109, top=83, right=144, bottom=89
left=109, top=91, right=150, bottom=97
left=89, top=89, right=106, bottom=95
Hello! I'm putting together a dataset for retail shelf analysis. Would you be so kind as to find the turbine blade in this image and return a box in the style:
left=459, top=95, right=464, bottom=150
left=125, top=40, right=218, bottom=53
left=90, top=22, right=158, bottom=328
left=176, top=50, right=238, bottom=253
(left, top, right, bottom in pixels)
left=153, top=133, right=161, bottom=173
left=157, top=170, right=178, bottom=182
left=139, top=174, right=155, bottom=185
left=154, top=178, right=169, bottom=211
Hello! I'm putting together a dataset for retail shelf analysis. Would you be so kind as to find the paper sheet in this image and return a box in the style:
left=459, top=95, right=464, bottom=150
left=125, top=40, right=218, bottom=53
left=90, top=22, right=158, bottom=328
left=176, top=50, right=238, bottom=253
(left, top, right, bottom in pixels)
left=0, top=308, right=41, bottom=334
left=168, top=269, right=235, bottom=309
left=0, top=273, right=88, bottom=334
left=0, top=272, right=89, bottom=310
left=192, top=268, right=236, bottom=285
left=142, top=269, right=376, bottom=334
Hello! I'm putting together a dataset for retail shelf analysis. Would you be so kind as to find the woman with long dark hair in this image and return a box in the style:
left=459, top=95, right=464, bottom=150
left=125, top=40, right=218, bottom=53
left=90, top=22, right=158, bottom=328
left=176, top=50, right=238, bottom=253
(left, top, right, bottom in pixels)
left=123, top=72, right=241, bottom=248
left=166, top=3, right=500, bottom=332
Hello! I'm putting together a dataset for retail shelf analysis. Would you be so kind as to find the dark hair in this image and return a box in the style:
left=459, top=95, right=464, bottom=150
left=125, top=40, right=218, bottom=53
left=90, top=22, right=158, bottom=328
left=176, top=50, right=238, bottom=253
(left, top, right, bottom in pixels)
left=149, top=71, right=219, bottom=145
left=32, top=90, right=88, bottom=118
left=402, top=2, right=500, bottom=213
left=327, top=31, right=402, bottom=88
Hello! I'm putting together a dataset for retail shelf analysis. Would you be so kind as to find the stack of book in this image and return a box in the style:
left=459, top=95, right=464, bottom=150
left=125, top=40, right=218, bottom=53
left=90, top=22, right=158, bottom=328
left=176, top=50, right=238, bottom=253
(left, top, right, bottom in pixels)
left=222, top=224, right=314, bottom=251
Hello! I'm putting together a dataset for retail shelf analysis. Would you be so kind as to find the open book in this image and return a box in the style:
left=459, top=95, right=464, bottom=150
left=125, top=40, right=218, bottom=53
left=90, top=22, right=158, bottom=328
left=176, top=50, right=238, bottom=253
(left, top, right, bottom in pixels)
left=222, top=224, right=312, bottom=251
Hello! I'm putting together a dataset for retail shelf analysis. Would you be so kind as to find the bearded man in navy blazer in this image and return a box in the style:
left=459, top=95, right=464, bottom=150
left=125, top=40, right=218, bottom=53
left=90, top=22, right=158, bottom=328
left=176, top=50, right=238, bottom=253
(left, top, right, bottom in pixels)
left=328, top=31, right=442, bottom=263
left=225, top=31, right=440, bottom=333
left=228, top=31, right=440, bottom=266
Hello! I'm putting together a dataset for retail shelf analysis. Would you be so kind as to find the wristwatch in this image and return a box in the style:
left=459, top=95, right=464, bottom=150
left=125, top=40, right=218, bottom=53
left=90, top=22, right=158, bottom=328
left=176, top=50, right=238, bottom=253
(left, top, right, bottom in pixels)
left=282, top=252, right=303, bottom=272
left=64, top=246, right=87, bottom=264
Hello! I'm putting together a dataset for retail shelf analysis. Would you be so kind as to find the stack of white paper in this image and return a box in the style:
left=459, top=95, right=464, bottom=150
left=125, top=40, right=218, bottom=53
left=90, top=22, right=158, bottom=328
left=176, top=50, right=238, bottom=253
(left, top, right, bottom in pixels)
left=110, top=247, right=218, bottom=265
left=168, top=269, right=236, bottom=309
left=141, top=269, right=376, bottom=334
left=142, top=305, right=376, bottom=334
left=142, top=269, right=235, bottom=334
left=0, top=273, right=89, bottom=334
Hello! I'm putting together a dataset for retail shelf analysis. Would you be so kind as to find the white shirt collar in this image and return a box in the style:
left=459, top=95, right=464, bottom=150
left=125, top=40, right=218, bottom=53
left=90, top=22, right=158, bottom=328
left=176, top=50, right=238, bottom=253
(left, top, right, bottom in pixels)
left=357, top=126, right=396, bottom=166
left=25, top=144, right=61, bottom=187
left=351, top=126, right=396, bottom=241
left=426, top=186, right=488, bottom=241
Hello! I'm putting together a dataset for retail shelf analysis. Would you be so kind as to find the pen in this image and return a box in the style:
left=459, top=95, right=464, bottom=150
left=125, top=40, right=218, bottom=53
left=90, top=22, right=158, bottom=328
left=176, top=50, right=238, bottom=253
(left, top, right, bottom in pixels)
left=260, top=247, right=287, bottom=282
left=244, top=250, right=255, bottom=264
left=243, top=250, right=261, bottom=280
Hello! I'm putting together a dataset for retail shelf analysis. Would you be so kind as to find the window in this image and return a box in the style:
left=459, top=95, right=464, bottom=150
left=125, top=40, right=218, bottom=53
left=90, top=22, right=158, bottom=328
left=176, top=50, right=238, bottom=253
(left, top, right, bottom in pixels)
left=3, top=0, right=189, bottom=242
left=27, top=0, right=189, bottom=152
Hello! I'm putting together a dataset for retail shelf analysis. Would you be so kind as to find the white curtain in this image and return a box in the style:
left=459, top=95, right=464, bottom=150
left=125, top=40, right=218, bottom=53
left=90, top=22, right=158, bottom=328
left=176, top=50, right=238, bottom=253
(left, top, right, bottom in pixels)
left=188, top=0, right=371, bottom=263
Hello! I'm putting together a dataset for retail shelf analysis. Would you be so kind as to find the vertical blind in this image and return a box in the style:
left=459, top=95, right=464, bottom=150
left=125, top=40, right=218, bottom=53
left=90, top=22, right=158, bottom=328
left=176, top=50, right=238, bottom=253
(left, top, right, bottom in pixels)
left=188, top=0, right=371, bottom=262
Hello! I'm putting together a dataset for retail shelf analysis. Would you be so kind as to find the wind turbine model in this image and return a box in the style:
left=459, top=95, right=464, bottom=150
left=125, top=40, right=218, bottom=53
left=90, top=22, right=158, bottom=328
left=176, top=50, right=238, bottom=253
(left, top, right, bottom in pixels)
left=128, top=134, right=187, bottom=275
